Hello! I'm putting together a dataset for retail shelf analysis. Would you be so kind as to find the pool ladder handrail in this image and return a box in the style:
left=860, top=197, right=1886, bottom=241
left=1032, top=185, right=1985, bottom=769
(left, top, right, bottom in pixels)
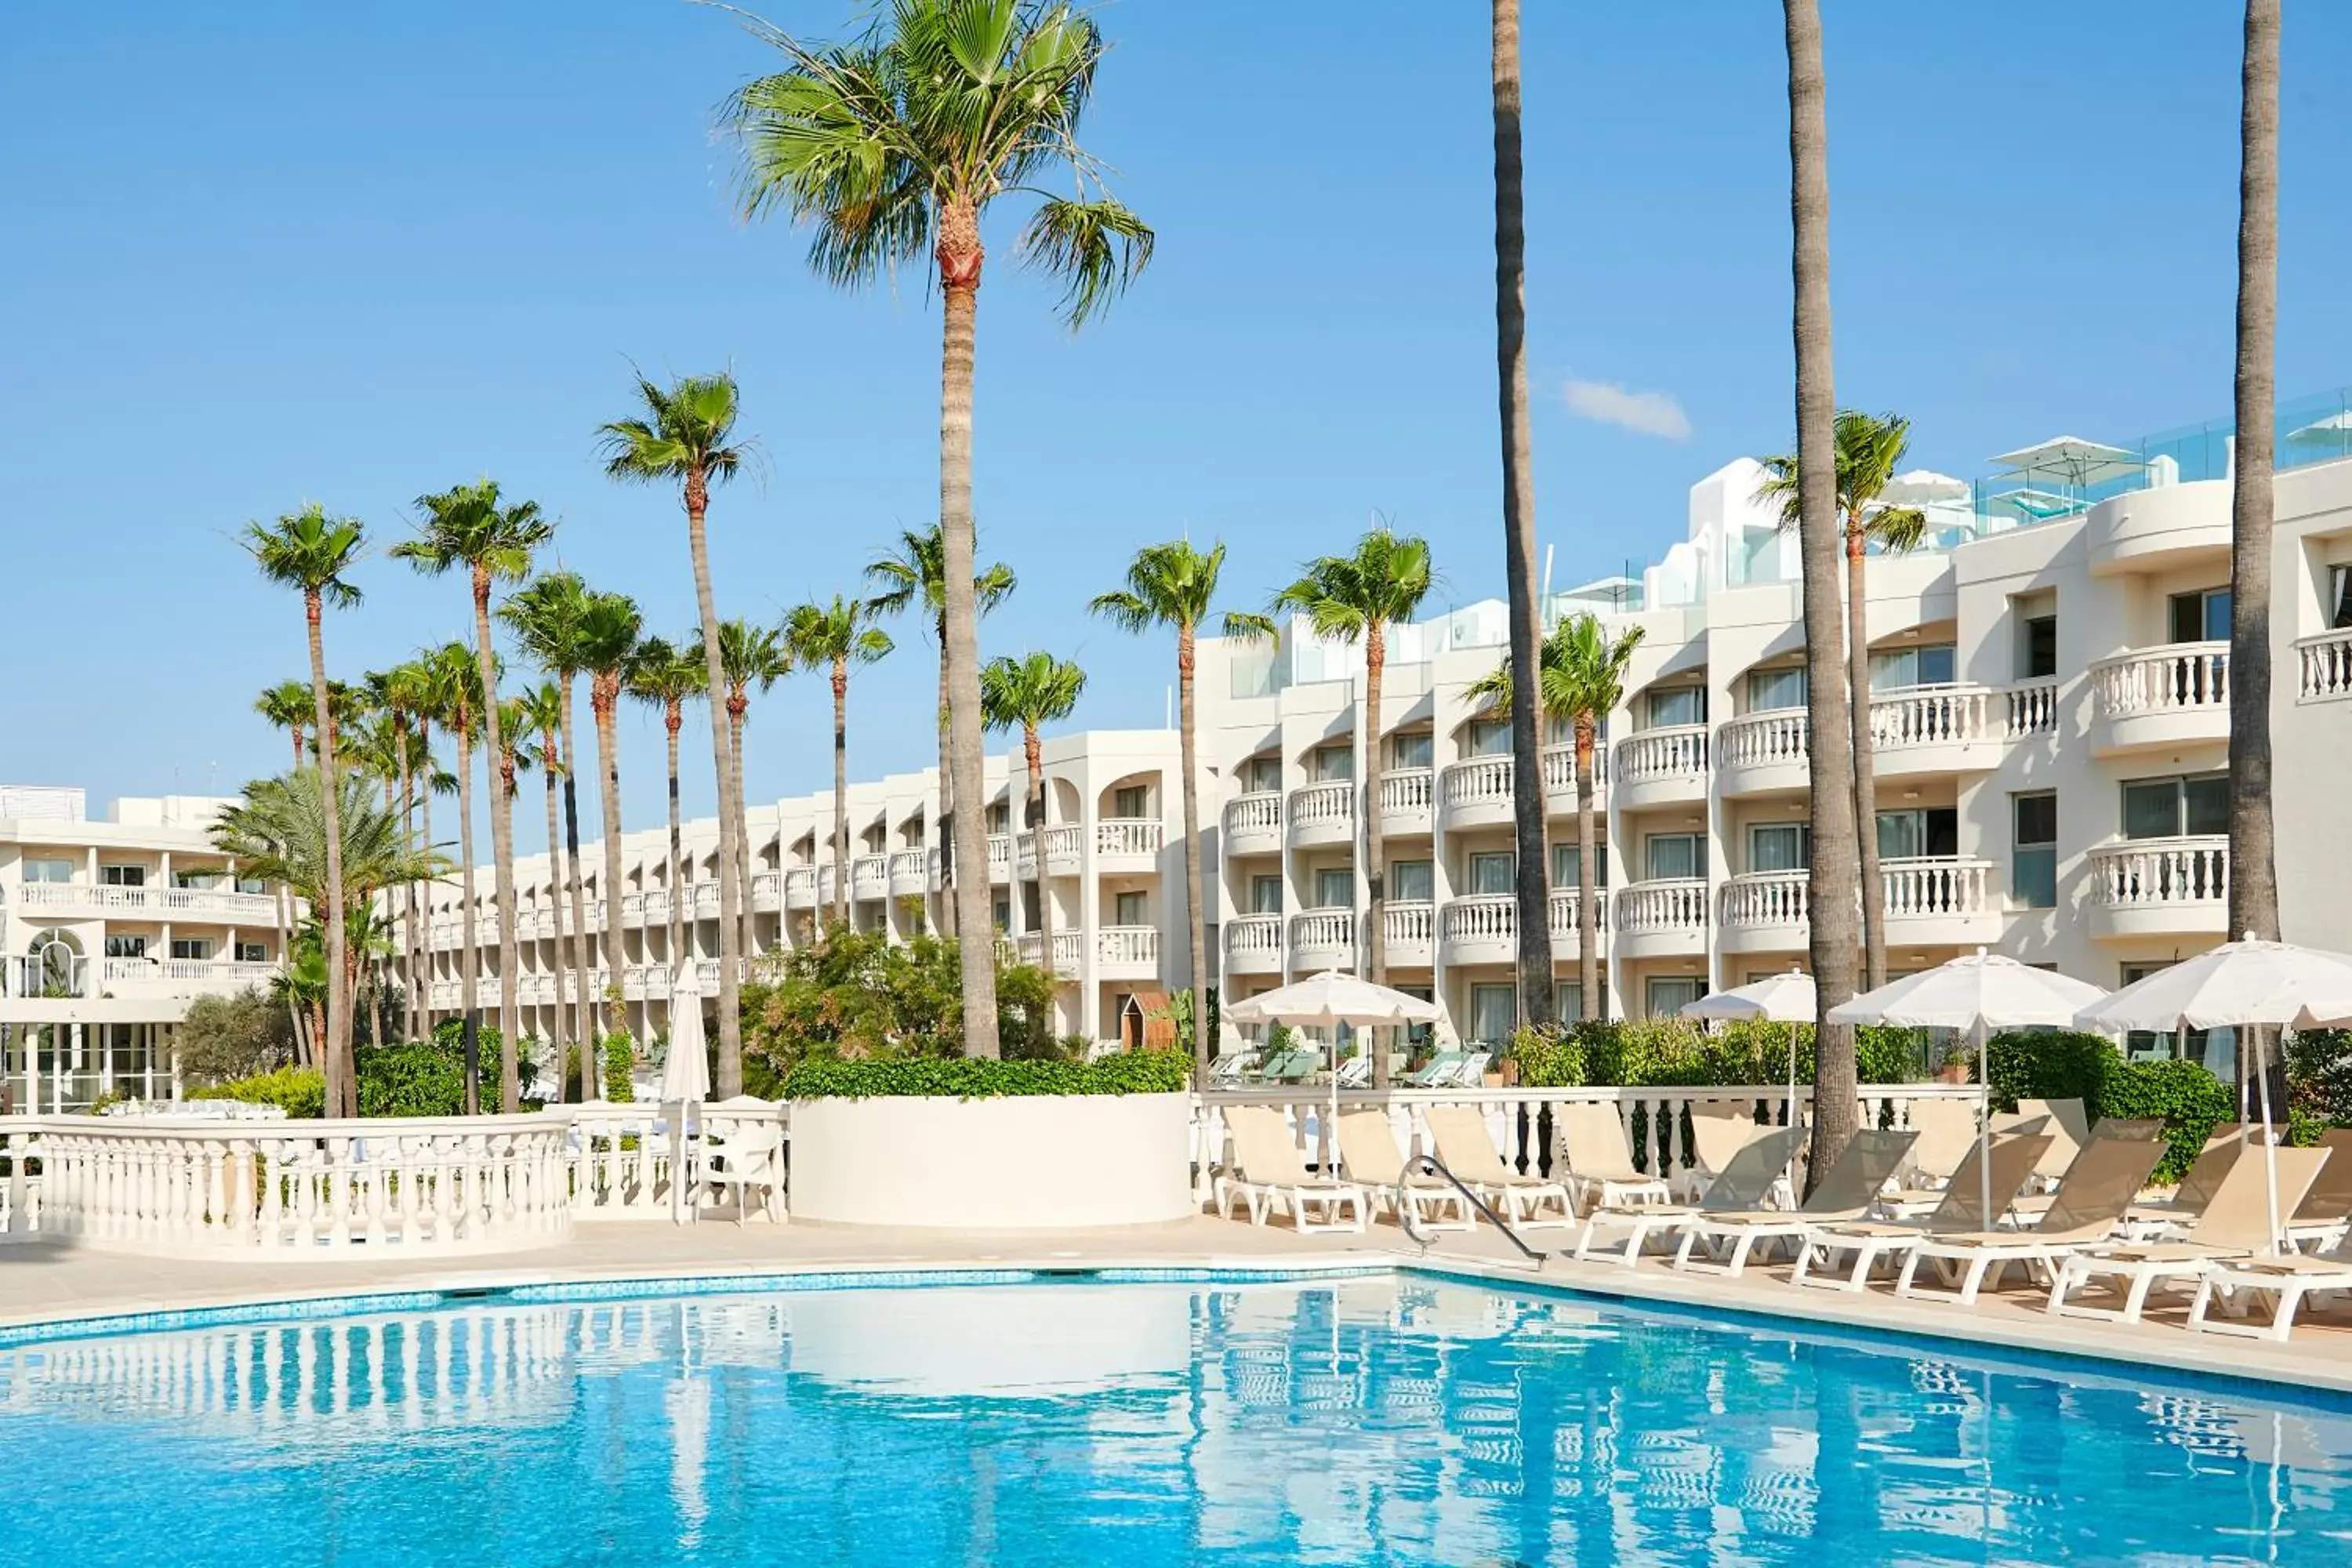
left=1394, top=1152, right=1547, bottom=1266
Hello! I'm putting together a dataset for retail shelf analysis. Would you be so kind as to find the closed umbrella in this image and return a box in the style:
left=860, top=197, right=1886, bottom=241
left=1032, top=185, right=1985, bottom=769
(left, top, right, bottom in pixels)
left=2073, top=935, right=2352, bottom=1254
left=1682, top=967, right=1815, bottom=1132
left=662, top=962, right=711, bottom=1223
left=1225, top=971, right=1442, bottom=1170
left=1831, top=950, right=2107, bottom=1231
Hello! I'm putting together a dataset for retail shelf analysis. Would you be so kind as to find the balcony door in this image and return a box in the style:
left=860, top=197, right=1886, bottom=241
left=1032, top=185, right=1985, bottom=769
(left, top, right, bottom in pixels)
left=2169, top=588, right=2232, bottom=644
left=1644, top=833, right=1706, bottom=882
left=1875, top=807, right=1957, bottom=862
left=1747, top=823, right=1809, bottom=874
left=2122, top=775, right=2229, bottom=840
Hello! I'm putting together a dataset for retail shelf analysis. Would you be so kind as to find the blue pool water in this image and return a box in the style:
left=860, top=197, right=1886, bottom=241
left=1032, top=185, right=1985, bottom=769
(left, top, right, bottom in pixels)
left=3, top=1271, right=2348, bottom=1566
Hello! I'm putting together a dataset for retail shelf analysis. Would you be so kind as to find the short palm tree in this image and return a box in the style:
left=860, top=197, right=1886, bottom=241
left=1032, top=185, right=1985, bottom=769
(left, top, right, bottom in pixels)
left=784, top=597, right=894, bottom=931
left=1759, top=409, right=1929, bottom=993
left=2228, top=0, right=2281, bottom=943
left=393, top=480, right=555, bottom=1111
left=597, top=372, right=750, bottom=1094
left=712, top=617, right=792, bottom=960
left=1270, top=528, right=1435, bottom=1085
left=256, top=680, right=315, bottom=771
left=416, top=641, right=485, bottom=1077
left=1091, top=542, right=1272, bottom=1079
left=515, top=679, right=570, bottom=1085
left=365, top=662, right=434, bottom=1040
left=981, top=652, right=1087, bottom=1013
left=1468, top=614, right=1646, bottom=1020
left=626, top=636, right=709, bottom=977
left=866, top=524, right=1017, bottom=924
left=501, top=571, right=597, bottom=1056
left=730, top=0, right=1152, bottom=1058
left=241, top=504, right=367, bottom=1118
left=577, top=590, right=644, bottom=1038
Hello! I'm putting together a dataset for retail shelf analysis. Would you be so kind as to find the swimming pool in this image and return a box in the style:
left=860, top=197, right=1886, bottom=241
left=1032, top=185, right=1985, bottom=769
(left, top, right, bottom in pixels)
left=3, top=1269, right=2347, bottom=1565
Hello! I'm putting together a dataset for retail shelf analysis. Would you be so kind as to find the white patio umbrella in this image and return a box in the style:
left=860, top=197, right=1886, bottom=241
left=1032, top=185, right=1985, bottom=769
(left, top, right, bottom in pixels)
left=1879, top=470, right=1971, bottom=506
left=662, top=962, right=712, bottom=1223
left=2072, top=935, right=2352, bottom=1254
left=1830, top=949, right=2108, bottom=1231
left=1682, top=967, right=1815, bottom=1132
left=1225, top=971, right=1442, bottom=1167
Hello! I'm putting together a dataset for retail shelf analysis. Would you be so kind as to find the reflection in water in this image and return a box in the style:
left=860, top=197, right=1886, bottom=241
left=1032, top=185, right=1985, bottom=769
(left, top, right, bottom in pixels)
left=0, top=1279, right=2347, bottom=1565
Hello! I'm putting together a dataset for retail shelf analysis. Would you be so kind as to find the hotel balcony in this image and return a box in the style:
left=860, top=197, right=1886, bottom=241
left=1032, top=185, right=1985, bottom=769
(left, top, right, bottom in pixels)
left=2083, top=477, right=2232, bottom=576
left=2086, top=836, right=2229, bottom=942
left=685, top=881, right=723, bottom=920
left=1094, top=818, right=1164, bottom=873
left=1866, top=686, right=2002, bottom=776
left=4, top=956, right=280, bottom=1003
left=816, top=863, right=838, bottom=908
left=2089, top=644, right=2230, bottom=756
left=8, top=881, right=281, bottom=924
left=1612, top=879, right=1710, bottom=960
left=2298, top=627, right=2352, bottom=703
left=1289, top=908, right=1356, bottom=970
left=1715, top=858, right=2002, bottom=955
left=1016, top=930, right=1082, bottom=979
left=989, top=833, right=1013, bottom=884
left=1015, top=825, right=1082, bottom=879
left=1287, top=781, right=1354, bottom=848
left=1612, top=725, right=1708, bottom=809
left=1437, top=747, right=1601, bottom=833
left=752, top=871, right=782, bottom=912
left=1223, top=913, right=1283, bottom=975
left=887, top=851, right=928, bottom=899
left=1223, top=792, right=1283, bottom=856
left=1381, top=900, right=1434, bottom=967
left=1377, top=768, right=1432, bottom=837
left=1093, top=924, right=1160, bottom=982
left=1715, top=713, right=1810, bottom=797
left=851, top=855, right=890, bottom=902
left=783, top=866, right=818, bottom=909
left=1439, top=889, right=1603, bottom=967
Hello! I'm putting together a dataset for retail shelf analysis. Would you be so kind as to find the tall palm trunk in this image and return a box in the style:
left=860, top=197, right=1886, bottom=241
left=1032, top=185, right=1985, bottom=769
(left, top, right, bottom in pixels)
left=1178, top=624, right=1210, bottom=1083
left=556, top=684, right=594, bottom=1066
left=416, top=722, right=437, bottom=1042
left=1846, top=528, right=1887, bottom=990
left=274, top=857, right=305, bottom=1063
left=539, top=737, right=568, bottom=1104
left=471, top=572, right=521, bottom=1113
left=682, top=474, right=747, bottom=1098
left=1575, top=719, right=1600, bottom=1019
left=1025, top=725, right=1053, bottom=1022
left=304, top=590, right=354, bottom=1119
left=397, top=728, right=419, bottom=1043
left=592, top=676, right=629, bottom=1040
left=1493, top=0, right=1555, bottom=1035
left=935, top=630, right=954, bottom=938
left=2228, top=0, right=2281, bottom=949
left=665, top=701, right=685, bottom=982
left=454, top=716, right=481, bottom=1107
left=1784, top=0, right=1863, bottom=1189
left=938, top=205, right=1000, bottom=1057
left=829, top=662, right=850, bottom=928
left=1362, top=623, right=1392, bottom=1089
left=729, top=692, right=757, bottom=965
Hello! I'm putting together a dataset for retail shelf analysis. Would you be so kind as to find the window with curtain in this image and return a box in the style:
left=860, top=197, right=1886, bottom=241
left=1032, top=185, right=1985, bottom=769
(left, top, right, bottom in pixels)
left=170, top=938, right=213, bottom=960
left=1467, top=852, right=1514, bottom=896
left=1552, top=843, right=1607, bottom=887
left=1465, top=719, right=1512, bottom=757
left=1646, top=977, right=1705, bottom=1017
left=1312, top=868, right=1353, bottom=908
left=2169, top=588, right=2232, bottom=643
left=1388, top=860, right=1433, bottom=903
left=100, top=864, right=147, bottom=887
left=1111, top=785, right=1149, bottom=819
left=1240, top=755, right=1282, bottom=794
left=2122, top=775, right=2229, bottom=839
left=1867, top=643, right=1957, bottom=691
left=1646, top=686, right=1705, bottom=728
left=1112, top=891, right=1147, bottom=926
left=1389, top=731, right=1432, bottom=771
left=22, top=858, right=72, bottom=884
left=1311, top=744, right=1353, bottom=782
left=1552, top=980, right=1584, bottom=1020
left=1645, top=833, right=1705, bottom=881
left=1745, top=666, right=1807, bottom=712
left=1249, top=875, right=1283, bottom=915
left=1876, top=807, right=1957, bottom=862
left=103, top=935, right=147, bottom=959
left=1748, top=822, right=1809, bottom=873
left=1468, top=984, right=1516, bottom=1046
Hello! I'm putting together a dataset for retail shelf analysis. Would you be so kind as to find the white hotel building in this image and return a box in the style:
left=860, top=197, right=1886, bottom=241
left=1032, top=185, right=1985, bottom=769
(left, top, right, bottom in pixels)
left=410, top=398, right=2352, bottom=1070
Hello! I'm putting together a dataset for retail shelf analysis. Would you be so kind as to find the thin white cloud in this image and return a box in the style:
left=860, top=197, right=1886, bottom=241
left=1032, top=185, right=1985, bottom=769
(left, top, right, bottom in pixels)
left=1563, top=378, right=1692, bottom=441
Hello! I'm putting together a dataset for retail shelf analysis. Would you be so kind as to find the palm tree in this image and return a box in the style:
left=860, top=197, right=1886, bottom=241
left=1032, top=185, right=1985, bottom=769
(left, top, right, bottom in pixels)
left=516, top=679, right=570, bottom=1085
left=1468, top=615, right=1646, bottom=1021
left=500, top=571, right=597, bottom=1060
left=365, top=663, right=432, bottom=1040
left=241, top=504, right=367, bottom=1118
left=393, top=481, right=555, bottom=1112
left=577, top=591, right=644, bottom=1038
left=866, top=525, right=1018, bottom=929
left=712, top=617, right=793, bottom=960
left=730, top=1, right=1152, bottom=1058
left=597, top=372, right=750, bottom=1094
left=2229, top=0, right=2281, bottom=948
left=1091, top=542, right=1273, bottom=1080
left=981, top=653, right=1087, bottom=1016
left=1490, top=0, right=1553, bottom=1040
left=1782, top=0, right=1864, bottom=1185
left=784, top=597, right=894, bottom=931
left=416, top=641, right=485, bottom=1087
left=1270, top=527, right=1435, bottom=1086
left=627, top=637, right=709, bottom=982
left=256, top=680, right=315, bottom=771
left=488, top=689, right=538, bottom=1097
left=1758, top=410, right=1929, bottom=991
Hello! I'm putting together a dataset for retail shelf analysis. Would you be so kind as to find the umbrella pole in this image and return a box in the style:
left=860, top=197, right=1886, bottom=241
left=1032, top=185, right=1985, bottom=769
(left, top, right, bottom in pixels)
left=2252, top=1023, right=2282, bottom=1257
left=1976, top=1018, right=1993, bottom=1231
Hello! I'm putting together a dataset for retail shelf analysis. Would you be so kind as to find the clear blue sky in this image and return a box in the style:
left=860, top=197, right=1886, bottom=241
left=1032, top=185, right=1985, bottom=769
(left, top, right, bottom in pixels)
left=7, top=2, right=2349, bottom=851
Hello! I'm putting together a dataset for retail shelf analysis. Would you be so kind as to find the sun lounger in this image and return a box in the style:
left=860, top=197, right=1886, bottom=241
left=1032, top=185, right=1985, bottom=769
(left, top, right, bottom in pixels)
left=2120, top=1126, right=2256, bottom=1236
left=1261, top=1048, right=1321, bottom=1086
left=1422, top=1105, right=1573, bottom=1228
left=2189, top=1156, right=2352, bottom=1341
left=1214, top=1105, right=1369, bottom=1232
left=695, top=1102, right=786, bottom=1225
left=1207, top=1048, right=1259, bottom=1085
left=1671, top=1128, right=1918, bottom=1277
left=1676, top=1103, right=1791, bottom=1204
left=1882, top=1115, right=2046, bottom=1218
left=2286, top=1127, right=2352, bottom=1250
left=1336, top=1109, right=1475, bottom=1232
left=1559, top=1102, right=1673, bottom=1210
left=1573, top=1127, right=1804, bottom=1267
left=2049, top=1145, right=2329, bottom=1325
left=1898, top=1098, right=1981, bottom=1186
left=1791, top=1132, right=2054, bottom=1291
left=1894, top=1130, right=2168, bottom=1306
left=1399, top=1051, right=1464, bottom=1088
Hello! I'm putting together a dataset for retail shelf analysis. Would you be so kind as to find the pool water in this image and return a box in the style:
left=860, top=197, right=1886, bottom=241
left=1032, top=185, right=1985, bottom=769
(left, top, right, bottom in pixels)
left=3, top=1273, right=2348, bottom=1566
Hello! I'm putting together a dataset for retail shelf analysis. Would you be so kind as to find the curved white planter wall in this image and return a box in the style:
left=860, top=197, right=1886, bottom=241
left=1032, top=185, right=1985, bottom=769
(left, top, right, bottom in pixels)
left=787, top=1091, right=1196, bottom=1228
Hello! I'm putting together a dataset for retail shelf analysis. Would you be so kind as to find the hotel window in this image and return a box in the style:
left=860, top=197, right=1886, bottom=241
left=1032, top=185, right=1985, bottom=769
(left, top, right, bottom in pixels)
left=2121, top=961, right=2236, bottom=1080
left=986, top=803, right=1011, bottom=833
left=1552, top=843, right=1607, bottom=887
left=1552, top=981, right=1585, bottom=1021
left=992, top=897, right=1011, bottom=933
left=236, top=876, right=267, bottom=895
left=21, top=858, right=72, bottom=884
left=1646, top=976, right=1705, bottom=1017
left=2019, top=615, right=2059, bottom=679
left=1465, top=718, right=1512, bottom=757
left=1544, top=711, right=1576, bottom=746
left=100, top=864, right=147, bottom=887
left=1112, top=785, right=1150, bottom=819
left=235, top=942, right=267, bottom=964
left=2012, top=793, right=2056, bottom=906
left=170, top=938, right=213, bottom=960
left=1466, top=852, right=1515, bottom=896
left=1867, top=643, right=1957, bottom=691
left=1748, top=822, right=1810, bottom=873
left=1312, top=868, right=1354, bottom=908
left=173, top=870, right=223, bottom=890
left=1389, top=731, right=1433, bottom=771
left=1310, top=744, right=1353, bottom=782
left=1249, top=875, right=1283, bottom=915
left=1388, top=859, right=1433, bottom=904
left=1646, top=686, right=1706, bottom=728
left=2169, top=587, right=2232, bottom=644
left=1112, top=891, right=1147, bottom=927
left=1878, top=807, right=1958, bottom=862
left=2122, top=774, right=2229, bottom=840
left=1239, top=755, right=1282, bottom=794
left=2332, top=564, right=2352, bottom=629
left=104, top=935, right=148, bottom=959
left=1467, top=983, right=1516, bottom=1046
left=1644, top=833, right=1706, bottom=881
left=1745, top=666, right=1807, bottom=712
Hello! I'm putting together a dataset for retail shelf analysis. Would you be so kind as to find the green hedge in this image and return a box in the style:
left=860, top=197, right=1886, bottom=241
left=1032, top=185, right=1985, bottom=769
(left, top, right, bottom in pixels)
left=191, top=1065, right=326, bottom=1119
left=782, top=1051, right=1191, bottom=1100
left=1513, top=1018, right=1924, bottom=1090
left=1984, top=1029, right=2233, bottom=1184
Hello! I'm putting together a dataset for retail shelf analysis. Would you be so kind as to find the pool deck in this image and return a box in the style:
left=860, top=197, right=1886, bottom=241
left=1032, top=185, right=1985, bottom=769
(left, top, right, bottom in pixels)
left=4, top=1214, right=2350, bottom=1396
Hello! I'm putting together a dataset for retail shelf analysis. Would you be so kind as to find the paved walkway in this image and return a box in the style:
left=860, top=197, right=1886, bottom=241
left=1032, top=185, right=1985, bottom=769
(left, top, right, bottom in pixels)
left=4, top=1214, right=2350, bottom=1396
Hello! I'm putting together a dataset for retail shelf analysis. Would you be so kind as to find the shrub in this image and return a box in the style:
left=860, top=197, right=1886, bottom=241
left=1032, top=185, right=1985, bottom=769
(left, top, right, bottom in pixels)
left=175, top=988, right=298, bottom=1086
left=604, top=1032, right=637, bottom=1102
left=1513, top=1018, right=1929, bottom=1091
left=2100, top=1058, right=2234, bottom=1183
left=191, top=1065, right=326, bottom=1119
left=1984, top=1029, right=2112, bottom=1116
left=2288, top=1028, right=2352, bottom=1130
left=741, top=927, right=1058, bottom=1077
left=782, top=1051, right=1191, bottom=1100
left=354, top=1042, right=468, bottom=1118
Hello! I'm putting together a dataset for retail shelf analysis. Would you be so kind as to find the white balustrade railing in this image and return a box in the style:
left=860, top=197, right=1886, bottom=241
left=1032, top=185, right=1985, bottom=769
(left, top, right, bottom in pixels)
left=1717, top=710, right=1808, bottom=771
left=1547, top=887, right=1602, bottom=938
left=1097, top=925, right=1160, bottom=968
left=2088, top=836, right=2229, bottom=909
left=851, top=855, right=889, bottom=899
left=1377, top=768, right=1432, bottom=818
left=987, top=833, right=1013, bottom=875
left=1289, top=780, right=1353, bottom=834
left=1225, top=792, right=1283, bottom=841
left=1382, top=899, right=1435, bottom=949
left=753, top=869, right=783, bottom=908
left=622, top=891, right=646, bottom=922
left=1719, top=870, right=1809, bottom=930
left=1041, top=824, right=1083, bottom=866
left=2091, top=641, right=2230, bottom=718
left=1290, top=908, right=1356, bottom=958
left=1541, top=742, right=1603, bottom=793
left=1095, top=819, right=1164, bottom=858
left=689, top=881, right=722, bottom=917
left=2005, top=679, right=2060, bottom=736
left=1615, top=879, right=1710, bottom=935
left=1439, top=893, right=1514, bottom=945
left=568, top=1100, right=787, bottom=1223
left=887, top=851, right=928, bottom=893
left=1224, top=913, right=1283, bottom=964
left=1016, top=930, right=1083, bottom=977
left=1882, top=856, right=1994, bottom=920
left=96, top=957, right=281, bottom=991
left=1613, top=724, right=1709, bottom=784
left=1869, top=684, right=1991, bottom=749
left=10, top=882, right=279, bottom=920
left=783, top=866, right=818, bottom=905
left=2298, top=627, right=2352, bottom=702
left=1439, top=756, right=1512, bottom=812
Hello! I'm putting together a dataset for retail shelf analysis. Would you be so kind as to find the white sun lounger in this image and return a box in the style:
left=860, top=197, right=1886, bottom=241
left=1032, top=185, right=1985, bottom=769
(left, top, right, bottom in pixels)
left=1423, top=1105, right=1573, bottom=1227
left=1214, top=1105, right=1369, bottom=1233
left=1791, top=1132, right=2054, bottom=1292
left=1894, top=1131, right=2167, bottom=1307
left=1671, top=1128, right=1917, bottom=1278
left=1337, top=1109, right=1475, bottom=1232
left=1559, top=1102, right=1673, bottom=1210
left=2049, top=1145, right=2329, bottom=1326
left=1676, top=1104, right=1791, bottom=1204
left=2190, top=1165, right=2352, bottom=1342
left=1573, top=1127, right=1805, bottom=1267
